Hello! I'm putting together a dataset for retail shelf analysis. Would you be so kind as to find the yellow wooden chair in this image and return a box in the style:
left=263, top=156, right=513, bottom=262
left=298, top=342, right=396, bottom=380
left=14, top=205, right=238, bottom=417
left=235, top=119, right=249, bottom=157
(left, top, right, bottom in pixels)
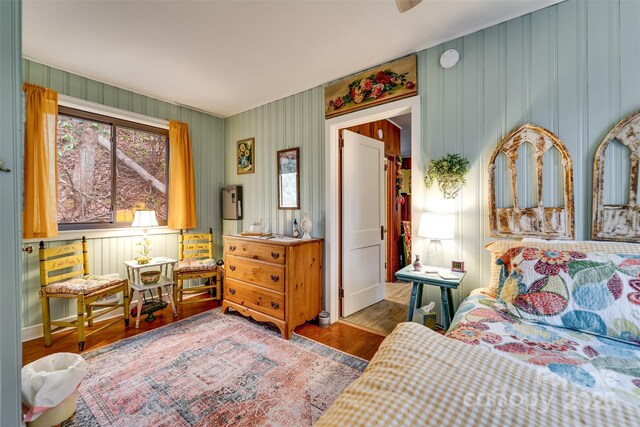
left=173, top=228, right=222, bottom=305
left=39, top=237, right=130, bottom=351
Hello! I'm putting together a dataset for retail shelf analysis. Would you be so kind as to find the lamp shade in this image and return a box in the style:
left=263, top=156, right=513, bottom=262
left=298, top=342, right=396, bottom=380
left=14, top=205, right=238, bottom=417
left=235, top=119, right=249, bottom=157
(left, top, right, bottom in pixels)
left=131, top=209, right=158, bottom=228
left=418, top=212, right=454, bottom=240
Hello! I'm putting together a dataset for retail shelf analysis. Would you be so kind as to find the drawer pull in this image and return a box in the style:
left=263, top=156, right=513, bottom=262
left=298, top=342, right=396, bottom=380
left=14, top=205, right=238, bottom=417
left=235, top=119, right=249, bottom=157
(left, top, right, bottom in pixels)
left=270, top=274, right=280, bottom=282
left=229, top=265, right=236, bottom=271
left=229, top=245, right=236, bottom=251
left=271, top=301, right=280, bottom=309
left=271, top=252, right=280, bottom=259
left=229, top=288, right=236, bottom=295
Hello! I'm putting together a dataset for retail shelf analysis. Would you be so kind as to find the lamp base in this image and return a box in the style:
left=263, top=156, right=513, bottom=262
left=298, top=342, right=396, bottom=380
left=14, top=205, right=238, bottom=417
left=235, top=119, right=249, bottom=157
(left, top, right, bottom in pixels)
left=427, top=240, right=444, bottom=268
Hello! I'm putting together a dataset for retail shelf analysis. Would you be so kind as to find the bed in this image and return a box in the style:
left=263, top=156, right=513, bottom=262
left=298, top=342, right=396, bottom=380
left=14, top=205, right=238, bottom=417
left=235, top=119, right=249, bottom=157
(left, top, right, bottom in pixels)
left=317, top=240, right=640, bottom=426
left=315, top=322, right=640, bottom=426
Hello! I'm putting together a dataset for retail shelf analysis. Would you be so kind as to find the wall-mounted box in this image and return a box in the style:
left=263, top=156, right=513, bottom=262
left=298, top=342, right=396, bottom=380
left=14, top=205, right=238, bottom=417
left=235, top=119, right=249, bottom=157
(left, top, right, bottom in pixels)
left=222, top=186, right=243, bottom=220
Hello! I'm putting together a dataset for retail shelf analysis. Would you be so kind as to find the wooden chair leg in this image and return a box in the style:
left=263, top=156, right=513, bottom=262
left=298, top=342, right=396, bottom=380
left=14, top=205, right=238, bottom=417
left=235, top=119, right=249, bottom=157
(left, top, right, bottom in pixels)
left=175, top=279, right=183, bottom=304
left=76, top=295, right=86, bottom=352
left=41, top=294, right=53, bottom=347
left=216, top=270, right=222, bottom=301
left=123, top=286, right=130, bottom=327
left=86, top=303, right=94, bottom=327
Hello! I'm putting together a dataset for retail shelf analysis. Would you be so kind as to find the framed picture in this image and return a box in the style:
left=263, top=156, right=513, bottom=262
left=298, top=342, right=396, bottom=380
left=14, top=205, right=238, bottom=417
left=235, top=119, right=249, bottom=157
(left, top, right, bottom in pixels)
left=237, top=138, right=255, bottom=175
left=451, top=260, right=465, bottom=272
left=277, top=147, right=300, bottom=210
left=324, top=54, right=417, bottom=119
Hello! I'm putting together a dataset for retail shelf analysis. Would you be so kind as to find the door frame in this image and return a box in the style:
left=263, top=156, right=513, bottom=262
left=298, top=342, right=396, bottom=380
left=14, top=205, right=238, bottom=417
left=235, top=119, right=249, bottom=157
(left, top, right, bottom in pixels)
left=0, top=0, right=23, bottom=424
left=325, top=96, right=422, bottom=324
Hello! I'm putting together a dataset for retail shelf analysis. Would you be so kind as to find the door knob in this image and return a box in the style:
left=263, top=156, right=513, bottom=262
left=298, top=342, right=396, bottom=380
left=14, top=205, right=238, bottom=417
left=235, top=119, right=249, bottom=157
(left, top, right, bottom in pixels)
left=0, top=160, right=11, bottom=173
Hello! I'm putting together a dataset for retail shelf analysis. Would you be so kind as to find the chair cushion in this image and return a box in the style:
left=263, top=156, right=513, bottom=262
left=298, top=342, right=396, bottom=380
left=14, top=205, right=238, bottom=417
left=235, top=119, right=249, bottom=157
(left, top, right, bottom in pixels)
left=43, top=275, right=124, bottom=296
left=175, top=258, right=217, bottom=274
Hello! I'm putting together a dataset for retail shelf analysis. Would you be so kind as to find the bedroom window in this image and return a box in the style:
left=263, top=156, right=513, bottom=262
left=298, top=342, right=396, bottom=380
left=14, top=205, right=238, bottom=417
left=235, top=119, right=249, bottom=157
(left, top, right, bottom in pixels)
left=57, top=106, right=168, bottom=229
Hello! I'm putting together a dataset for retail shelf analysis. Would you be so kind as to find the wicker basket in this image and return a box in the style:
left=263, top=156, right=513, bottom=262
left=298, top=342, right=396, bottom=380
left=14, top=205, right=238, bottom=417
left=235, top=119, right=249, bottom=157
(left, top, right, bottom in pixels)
left=140, top=270, right=161, bottom=284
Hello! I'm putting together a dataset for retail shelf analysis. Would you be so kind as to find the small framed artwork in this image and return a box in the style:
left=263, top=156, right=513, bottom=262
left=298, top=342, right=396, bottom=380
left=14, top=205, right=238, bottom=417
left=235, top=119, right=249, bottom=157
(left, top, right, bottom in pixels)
left=277, top=147, right=300, bottom=210
left=451, top=260, right=465, bottom=272
left=237, top=138, right=255, bottom=175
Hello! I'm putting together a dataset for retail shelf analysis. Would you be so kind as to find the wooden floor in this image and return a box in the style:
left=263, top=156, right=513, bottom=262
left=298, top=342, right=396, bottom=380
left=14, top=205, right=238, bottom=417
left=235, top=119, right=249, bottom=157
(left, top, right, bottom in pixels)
left=23, top=300, right=384, bottom=365
left=341, top=282, right=412, bottom=336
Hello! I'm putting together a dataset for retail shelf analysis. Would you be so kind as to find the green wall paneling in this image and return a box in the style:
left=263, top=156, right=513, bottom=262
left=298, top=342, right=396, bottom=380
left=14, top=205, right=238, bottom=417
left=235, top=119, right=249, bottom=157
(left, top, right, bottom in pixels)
left=223, top=0, right=639, bottom=314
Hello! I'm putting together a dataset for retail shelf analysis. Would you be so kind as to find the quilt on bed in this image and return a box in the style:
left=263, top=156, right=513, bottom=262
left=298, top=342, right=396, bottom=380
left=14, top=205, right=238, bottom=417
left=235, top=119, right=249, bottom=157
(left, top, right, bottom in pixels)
left=447, top=290, right=640, bottom=406
left=316, top=322, right=639, bottom=427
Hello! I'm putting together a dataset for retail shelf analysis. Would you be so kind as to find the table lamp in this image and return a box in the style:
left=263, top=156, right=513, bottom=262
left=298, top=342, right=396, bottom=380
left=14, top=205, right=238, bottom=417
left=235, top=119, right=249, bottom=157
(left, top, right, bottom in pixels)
left=418, top=212, right=454, bottom=268
left=131, top=209, right=158, bottom=264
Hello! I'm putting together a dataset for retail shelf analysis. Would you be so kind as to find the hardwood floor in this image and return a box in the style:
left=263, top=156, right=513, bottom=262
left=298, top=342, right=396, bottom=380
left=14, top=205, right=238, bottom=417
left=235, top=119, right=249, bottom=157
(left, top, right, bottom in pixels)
left=341, top=281, right=412, bottom=336
left=294, top=322, right=384, bottom=361
left=23, top=300, right=384, bottom=365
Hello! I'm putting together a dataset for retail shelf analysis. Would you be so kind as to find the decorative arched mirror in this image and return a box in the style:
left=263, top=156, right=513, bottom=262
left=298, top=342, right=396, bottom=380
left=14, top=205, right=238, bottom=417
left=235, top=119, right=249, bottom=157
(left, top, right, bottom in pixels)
left=593, top=110, right=640, bottom=242
left=488, top=123, right=574, bottom=239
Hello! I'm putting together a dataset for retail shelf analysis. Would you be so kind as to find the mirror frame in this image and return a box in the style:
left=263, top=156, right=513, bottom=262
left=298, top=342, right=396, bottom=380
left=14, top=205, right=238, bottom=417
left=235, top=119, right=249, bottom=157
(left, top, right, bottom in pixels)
left=277, top=147, right=300, bottom=210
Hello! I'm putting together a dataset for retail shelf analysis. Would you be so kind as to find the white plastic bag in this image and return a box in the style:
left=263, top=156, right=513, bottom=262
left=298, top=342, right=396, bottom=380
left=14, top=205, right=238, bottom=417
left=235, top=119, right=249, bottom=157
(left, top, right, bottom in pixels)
left=22, top=352, right=88, bottom=422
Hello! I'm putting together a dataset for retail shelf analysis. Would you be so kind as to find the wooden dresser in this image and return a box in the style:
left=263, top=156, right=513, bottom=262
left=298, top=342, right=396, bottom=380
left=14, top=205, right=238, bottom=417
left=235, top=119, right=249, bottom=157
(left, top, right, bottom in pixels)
left=222, top=235, right=323, bottom=339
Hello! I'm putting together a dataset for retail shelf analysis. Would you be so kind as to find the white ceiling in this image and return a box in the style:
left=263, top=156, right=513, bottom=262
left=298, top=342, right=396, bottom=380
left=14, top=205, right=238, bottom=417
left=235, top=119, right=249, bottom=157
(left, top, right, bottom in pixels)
left=23, top=0, right=563, bottom=118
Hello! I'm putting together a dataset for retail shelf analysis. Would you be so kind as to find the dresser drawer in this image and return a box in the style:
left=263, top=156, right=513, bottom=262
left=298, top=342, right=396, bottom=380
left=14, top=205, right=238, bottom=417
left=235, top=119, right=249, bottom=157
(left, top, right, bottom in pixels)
left=224, top=278, right=284, bottom=320
left=224, top=240, right=286, bottom=264
left=225, top=255, right=285, bottom=292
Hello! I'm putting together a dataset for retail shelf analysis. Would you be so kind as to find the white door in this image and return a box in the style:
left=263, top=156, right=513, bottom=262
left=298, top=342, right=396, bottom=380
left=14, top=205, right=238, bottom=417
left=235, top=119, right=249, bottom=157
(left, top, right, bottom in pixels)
left=341, top=130, right=386, bottom=317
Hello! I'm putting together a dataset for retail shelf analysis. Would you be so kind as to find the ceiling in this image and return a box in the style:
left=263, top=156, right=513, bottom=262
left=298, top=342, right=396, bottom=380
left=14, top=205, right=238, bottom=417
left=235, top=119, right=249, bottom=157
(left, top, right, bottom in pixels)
left=23, top=0, right=563, bottom=118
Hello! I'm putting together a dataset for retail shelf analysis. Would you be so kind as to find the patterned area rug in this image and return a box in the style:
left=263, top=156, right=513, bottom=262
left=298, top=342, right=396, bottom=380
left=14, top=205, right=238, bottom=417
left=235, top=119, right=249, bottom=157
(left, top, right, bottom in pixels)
left=68, top=309, right=367, bottom=426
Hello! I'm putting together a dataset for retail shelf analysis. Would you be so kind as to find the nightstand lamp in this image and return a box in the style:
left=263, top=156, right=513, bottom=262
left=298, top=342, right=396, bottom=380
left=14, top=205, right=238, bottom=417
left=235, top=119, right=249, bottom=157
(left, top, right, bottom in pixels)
left=131, top=209, right=158, bottom=264
left=418, top=212, right=454, bottom=267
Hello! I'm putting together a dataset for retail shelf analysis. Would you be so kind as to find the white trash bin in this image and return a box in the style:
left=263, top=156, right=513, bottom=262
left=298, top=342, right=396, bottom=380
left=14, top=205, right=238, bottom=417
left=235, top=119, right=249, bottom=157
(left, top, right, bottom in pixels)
left=22, top=352, right=88, bottom=426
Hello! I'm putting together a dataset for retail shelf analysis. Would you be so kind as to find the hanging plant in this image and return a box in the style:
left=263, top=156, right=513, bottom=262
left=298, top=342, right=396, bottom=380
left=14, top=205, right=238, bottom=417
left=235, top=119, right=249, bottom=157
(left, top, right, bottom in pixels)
left=424, top=153, right=470, bottom=199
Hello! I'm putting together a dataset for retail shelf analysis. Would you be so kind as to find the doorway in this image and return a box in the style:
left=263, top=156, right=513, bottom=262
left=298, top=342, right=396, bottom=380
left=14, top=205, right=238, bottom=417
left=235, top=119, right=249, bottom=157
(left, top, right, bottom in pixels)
left=324, top=96, right=422, bottom=326
left=337, top=113, right=414, bottom=336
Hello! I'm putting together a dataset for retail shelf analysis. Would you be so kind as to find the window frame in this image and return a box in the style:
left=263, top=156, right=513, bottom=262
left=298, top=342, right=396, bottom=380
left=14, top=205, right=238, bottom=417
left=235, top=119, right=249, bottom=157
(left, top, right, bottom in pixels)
left=57, top=106, right=169, bottom=231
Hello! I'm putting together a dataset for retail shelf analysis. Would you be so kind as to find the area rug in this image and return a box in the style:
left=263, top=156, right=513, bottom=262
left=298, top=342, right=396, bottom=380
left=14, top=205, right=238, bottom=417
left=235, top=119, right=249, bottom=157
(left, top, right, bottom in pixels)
left=68, top=309, right=367, bottom=426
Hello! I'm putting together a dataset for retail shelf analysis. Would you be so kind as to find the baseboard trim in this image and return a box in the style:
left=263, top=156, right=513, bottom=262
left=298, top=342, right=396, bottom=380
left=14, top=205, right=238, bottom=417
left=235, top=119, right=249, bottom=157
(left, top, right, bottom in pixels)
left=21, top=291, right=212, bottom=343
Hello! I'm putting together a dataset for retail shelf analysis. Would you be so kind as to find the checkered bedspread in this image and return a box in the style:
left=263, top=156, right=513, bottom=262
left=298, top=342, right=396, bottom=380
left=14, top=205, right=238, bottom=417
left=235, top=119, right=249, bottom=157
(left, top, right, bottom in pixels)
left=315, top=322, right=640, bottom=427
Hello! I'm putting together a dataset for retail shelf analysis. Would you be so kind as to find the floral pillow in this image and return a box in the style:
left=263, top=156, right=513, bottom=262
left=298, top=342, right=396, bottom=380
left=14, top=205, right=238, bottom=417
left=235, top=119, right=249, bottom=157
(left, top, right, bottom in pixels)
left=495, top=247, right=640, bottom=345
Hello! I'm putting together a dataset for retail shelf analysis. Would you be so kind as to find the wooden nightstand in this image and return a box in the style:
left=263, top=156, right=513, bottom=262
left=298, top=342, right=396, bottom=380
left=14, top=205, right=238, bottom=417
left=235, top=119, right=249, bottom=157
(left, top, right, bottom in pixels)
left=395, top=264, right=466, bottom=331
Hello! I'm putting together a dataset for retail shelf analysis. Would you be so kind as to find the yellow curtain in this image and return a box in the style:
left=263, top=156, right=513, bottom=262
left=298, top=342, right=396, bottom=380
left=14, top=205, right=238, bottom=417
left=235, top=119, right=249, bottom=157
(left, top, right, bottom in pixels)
left=168, top=120, right=197, bottom=229
left=23, top=83, right=58, bottom=238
